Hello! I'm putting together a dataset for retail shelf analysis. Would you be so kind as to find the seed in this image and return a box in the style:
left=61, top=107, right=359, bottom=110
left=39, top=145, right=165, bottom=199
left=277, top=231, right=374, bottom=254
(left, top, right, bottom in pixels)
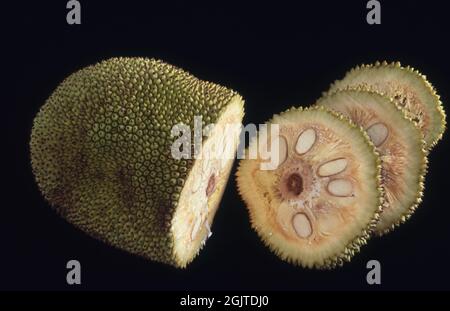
left=292, top=213, right=313, bottom=238
left=295, top=128, right=316, bottom=155
left=318, top=158, right=348, bottom=176
left=327, top=179, right=353, bottom=197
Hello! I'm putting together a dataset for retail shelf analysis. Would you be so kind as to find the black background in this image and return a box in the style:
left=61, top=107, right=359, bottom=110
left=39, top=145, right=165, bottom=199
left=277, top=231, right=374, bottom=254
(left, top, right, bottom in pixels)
left=2, top=0, right=450, bottom=291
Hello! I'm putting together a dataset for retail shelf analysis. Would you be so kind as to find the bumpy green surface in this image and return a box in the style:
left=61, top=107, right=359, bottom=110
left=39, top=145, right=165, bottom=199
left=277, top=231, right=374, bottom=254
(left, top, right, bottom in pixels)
left=30, top=57, right=238, bottom=266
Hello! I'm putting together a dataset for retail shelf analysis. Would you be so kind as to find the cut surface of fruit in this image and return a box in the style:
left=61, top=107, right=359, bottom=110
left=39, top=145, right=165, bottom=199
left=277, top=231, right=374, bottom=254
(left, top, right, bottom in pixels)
left=317, top=90, right=427, bottom=235
left=236, top=107, right=382, bottom=268
left=328, top=61, right=446, bottom=149
left=172, top=98, right=244, bottom=265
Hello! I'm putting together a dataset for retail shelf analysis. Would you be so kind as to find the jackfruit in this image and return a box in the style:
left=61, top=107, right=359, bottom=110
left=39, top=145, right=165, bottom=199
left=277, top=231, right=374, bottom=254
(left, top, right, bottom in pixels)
left=30, top=57, right=245, bottom=268
left=328, top=61, right=446, bottom=149
left=236, top=107, right=382, bottom=268
left=317, top=90, right=426, bottom=235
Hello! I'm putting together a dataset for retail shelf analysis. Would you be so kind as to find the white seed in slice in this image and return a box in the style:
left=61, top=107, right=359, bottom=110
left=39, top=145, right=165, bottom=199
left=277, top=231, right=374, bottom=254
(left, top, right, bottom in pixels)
left=327, top=179, right=353, bottom=197
left=317, top=158, right=348, bottom=177
left=366, top=122, right=389, bottom=147
left=295, top=128, right=316, bottom=155
left=292, top=213, right=313, bottom=238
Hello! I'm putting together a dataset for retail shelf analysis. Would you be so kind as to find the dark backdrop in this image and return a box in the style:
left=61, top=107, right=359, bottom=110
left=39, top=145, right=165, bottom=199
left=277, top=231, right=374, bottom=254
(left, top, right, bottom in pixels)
left=2, top=0, right=450, bottom=290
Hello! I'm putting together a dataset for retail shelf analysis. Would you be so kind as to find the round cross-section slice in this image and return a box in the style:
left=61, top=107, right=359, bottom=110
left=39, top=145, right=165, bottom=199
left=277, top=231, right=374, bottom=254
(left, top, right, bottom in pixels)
left=236, top=107, right=382, bottom=268
left=327, top=61, right=446, bottom=150
left=317, top=90, right=427, bottom=235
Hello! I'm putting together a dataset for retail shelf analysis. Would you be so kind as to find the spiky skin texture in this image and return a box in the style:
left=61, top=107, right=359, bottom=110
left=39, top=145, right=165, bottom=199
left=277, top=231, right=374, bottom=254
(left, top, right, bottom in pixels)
left=328, top=61, right=446, bottom=150
left=30, top=57, right=243, bottom=267
left=236, top=107, right=383, bottom=269
left=317, top=90, right=427, bottom=235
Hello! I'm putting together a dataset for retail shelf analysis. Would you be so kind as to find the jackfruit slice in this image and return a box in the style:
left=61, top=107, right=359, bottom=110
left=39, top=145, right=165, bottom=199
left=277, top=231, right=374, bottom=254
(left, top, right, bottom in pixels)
left=317, top=90, right=427, bottom=235
left=236, top=107, right=382, bottom=268
left=328, top=61, right=446, bottom=149
left=30, top=57, right=245, bottom=268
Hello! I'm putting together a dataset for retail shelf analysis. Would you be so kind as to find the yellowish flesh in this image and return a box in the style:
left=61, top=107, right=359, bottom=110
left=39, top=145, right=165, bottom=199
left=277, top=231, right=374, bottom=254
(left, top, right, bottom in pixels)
left=328, top=62, right=446, bottom=149
left=237, top=108, right=381, bottom=268
left=172, top=97, right=244, bottom=267
left=317, top=90, right=426, bottom=235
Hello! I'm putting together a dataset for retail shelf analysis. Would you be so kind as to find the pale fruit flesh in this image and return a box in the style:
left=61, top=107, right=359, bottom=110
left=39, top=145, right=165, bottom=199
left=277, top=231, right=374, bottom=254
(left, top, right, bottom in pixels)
left=328, top=61, right=446, bottom=149
left=237, top=107, right=382, bottom=268
left=172, top=97, right=244, bottom=266
left=317, top=90, right=426, bottom=235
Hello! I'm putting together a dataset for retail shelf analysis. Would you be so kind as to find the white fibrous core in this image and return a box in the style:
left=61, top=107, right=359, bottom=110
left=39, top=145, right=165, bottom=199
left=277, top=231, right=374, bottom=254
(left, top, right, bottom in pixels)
left=172, top=96, right=244, bottom=265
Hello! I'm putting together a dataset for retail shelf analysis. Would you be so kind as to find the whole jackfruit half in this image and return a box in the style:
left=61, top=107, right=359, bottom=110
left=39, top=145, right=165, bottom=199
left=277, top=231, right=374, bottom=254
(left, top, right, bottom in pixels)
left=317, top=90, right=427, bottom=235
left=30, top=57, right=244, bottom=268
left=328, top=61, right=446, bottom=150
left=236, top=107, right=383, bottom=268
